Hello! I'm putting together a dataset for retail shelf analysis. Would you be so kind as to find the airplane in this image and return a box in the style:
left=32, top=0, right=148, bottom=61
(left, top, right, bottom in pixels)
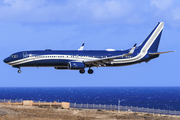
left=3, top=22, right=173, bottom=74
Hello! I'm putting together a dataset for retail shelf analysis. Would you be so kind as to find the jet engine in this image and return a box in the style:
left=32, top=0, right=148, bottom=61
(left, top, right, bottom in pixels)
left=68, top=62, right=85, bottom=70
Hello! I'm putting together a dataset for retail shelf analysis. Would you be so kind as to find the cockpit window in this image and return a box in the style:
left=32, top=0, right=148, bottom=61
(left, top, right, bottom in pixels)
left=10, top=55, right=18, bottom=58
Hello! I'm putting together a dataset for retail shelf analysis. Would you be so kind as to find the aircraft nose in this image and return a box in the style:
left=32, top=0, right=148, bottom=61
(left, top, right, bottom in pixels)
left=3, top=58, right=9, bottom=63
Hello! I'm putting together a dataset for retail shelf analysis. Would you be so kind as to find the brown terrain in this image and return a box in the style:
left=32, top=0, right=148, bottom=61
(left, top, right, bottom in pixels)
left=0, top=105, right=180, bottom=120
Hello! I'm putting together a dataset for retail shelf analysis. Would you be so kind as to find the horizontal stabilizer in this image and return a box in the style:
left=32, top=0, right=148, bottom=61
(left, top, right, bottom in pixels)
left=149, top=51, right=174, bottom=55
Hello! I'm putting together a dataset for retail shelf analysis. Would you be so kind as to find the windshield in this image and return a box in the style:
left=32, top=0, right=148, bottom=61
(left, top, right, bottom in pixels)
left=10, top=55, right=18, bottom=58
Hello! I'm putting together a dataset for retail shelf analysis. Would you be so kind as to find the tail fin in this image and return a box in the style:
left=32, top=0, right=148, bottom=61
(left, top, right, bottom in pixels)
left=138, top=22, right=164, bottom=53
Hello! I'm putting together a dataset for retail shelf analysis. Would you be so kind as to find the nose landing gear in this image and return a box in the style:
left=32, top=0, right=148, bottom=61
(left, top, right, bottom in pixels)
left=18, top=69, right=21, bottom=73
left=18, top=70, right=21, bottom=73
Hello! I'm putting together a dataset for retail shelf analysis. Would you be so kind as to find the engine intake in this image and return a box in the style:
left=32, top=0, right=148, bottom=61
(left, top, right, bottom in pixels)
left=68, top=62, right=85, bottom=70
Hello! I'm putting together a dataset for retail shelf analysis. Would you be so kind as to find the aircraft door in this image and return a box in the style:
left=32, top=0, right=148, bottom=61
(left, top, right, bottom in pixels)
left=23, top=52, right=28, bottom=58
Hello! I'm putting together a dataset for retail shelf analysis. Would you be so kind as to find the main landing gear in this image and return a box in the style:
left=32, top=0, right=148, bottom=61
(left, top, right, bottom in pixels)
left=79, top=68, right=94, bottom=74
left=88, top=69, right=93, bottom=74
left=79, top=69, right=85, bottom=74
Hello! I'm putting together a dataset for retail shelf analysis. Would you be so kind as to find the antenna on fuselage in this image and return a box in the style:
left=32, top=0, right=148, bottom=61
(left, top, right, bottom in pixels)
left=78, top=43, right=85, bottom=51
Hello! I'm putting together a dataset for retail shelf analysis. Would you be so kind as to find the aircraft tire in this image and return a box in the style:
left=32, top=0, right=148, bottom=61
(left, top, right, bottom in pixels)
left=88, top=69, right=93, bottom=74
left=18, top=70, right=21, bottom=73
left=79, top=69, right=85, bottom=74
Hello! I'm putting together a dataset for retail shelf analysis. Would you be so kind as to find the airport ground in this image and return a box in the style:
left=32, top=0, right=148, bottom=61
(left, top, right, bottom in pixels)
left=0, top=105, right=180, bottom=120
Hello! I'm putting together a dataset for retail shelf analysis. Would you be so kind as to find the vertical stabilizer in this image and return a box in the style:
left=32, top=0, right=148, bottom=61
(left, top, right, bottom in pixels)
left=138, top=22, right=164, bottom=53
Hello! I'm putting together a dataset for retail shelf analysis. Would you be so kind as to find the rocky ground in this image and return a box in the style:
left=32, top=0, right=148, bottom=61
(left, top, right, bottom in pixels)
left=0, top=105, right=180, bottom=120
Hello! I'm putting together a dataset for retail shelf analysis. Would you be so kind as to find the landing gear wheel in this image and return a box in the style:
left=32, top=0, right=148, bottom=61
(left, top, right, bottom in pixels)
left=88, top=69, right=93, bottom=74
left=18, top=70, right=21, bottom=73
left=79, top=69, right=85, bottom=74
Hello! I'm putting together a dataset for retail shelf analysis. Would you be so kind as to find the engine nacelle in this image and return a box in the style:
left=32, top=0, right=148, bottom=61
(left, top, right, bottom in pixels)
left=68, top=62, right=85, bottom=70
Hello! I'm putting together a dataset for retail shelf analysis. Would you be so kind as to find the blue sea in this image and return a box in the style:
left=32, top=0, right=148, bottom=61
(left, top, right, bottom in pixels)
left=0, top=87, right=180, bottom=111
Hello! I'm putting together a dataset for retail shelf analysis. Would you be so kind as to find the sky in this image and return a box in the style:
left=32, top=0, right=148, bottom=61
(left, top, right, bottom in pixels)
left=0, top=0, right=179, bottom=87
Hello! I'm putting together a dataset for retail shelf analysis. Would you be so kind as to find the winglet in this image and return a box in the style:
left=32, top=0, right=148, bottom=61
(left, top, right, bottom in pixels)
left=129, top=43, right=137, bottom=54
left=78, top=43, right=85, bottom=51
left=122, top=43, right=137, bottom=56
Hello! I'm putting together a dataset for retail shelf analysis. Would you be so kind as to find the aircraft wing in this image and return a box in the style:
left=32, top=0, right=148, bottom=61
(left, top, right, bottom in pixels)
left=84, top=44, right=136, bottom=67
